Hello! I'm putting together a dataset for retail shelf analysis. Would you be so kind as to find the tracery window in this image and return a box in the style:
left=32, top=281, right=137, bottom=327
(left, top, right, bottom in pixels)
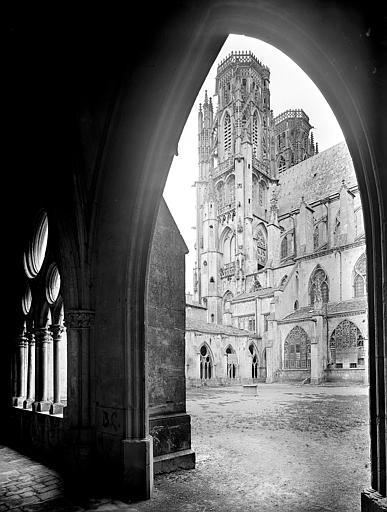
left=223, top=291, right=233, bottom=319
left=200, top=344, right=213, bottom=379
left=226, top=346, right=237, bottom=379
left=284, top=326, right=311, bottom=369
left=256, top=229, right=267, bottom=269
left=329, top=320, right=364, bottom=368
left=249, top=343, right=259, bottom=379
left=224, top=112, right=231, bottom=154
left=309, top=266, right=329, bottom=305
left=353, top=253, right=367, bottom=297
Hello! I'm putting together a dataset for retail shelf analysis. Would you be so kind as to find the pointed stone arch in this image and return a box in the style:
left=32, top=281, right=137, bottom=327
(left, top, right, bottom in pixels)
left=199, top=342, right=214, bottom=381
left=308, top=264, right=329, bottom=306
left=329, top=319, right=365, bottom=368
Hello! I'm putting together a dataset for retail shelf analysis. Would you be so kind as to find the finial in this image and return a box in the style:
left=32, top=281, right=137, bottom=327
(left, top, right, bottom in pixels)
left=204, top=90, right=208, bottom=103
left=315, top=142, right=319, bottom=154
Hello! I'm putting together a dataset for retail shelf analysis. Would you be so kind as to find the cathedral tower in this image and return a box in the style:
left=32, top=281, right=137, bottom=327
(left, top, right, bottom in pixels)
left=193, top=51, right=280, bottom=323
left=274, top=109, right=317, bottom=172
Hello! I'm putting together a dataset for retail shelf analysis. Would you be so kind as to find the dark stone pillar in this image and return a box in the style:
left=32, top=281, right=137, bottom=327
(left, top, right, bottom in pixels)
left=50, top=324, right=65, bottom=415
left=13, top=333, right=28, bottom=407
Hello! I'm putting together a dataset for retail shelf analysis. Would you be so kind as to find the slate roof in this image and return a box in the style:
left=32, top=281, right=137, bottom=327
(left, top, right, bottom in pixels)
left=186, top=317, right=250, bottom=337
left=280, top=298, right=367, bottom=322
left=186, top=299, right=207, bottom=309
left=278, top=141, right=357, bottom=215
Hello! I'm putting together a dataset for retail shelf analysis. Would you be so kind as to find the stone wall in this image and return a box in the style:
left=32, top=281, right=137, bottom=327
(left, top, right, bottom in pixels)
left=146, top=198, right=195, bottom=473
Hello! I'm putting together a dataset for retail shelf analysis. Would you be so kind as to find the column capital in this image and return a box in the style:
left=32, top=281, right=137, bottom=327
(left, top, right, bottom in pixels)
left=34, top=326, right=53, bottom=343
left=50, top=323, right=66, bottom=338
left=66, top=309, right=95, bottom=329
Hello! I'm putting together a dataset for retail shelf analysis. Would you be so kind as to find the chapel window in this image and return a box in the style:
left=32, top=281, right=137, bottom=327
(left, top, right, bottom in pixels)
left=281, top=236, right=288, bottom=260
left=284, top=326, right=311, bottom=369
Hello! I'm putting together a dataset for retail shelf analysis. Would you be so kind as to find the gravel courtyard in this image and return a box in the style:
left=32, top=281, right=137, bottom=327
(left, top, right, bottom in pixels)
left=0, top=383, right=370, bottom=512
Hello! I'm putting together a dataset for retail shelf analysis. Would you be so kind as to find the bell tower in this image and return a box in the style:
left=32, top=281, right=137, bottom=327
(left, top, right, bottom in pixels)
left=194, top=51, right=280, bottom=321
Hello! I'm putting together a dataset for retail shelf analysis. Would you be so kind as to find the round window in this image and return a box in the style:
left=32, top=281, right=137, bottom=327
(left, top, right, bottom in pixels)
left=22, top=283, right=32, bottom=315
left=46, top=264, right=61, bottom=304
left=23, top=211, right=48, bottom=278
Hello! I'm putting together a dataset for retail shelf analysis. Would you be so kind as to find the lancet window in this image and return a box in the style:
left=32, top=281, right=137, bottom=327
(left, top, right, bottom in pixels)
left=309, top=266, right=329, bottom=305
left=284, top=326, right=311, bottom=369
left=224, top=112, right=232, bottom=154
left=353, top=253, right=367, bottom=298
left=329, top=320, right=364, bottom=368
left=249, top=343, right=259, bottom=379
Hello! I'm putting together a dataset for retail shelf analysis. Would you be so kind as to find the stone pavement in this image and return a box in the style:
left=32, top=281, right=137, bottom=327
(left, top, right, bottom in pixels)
left=0, top=383, right=371, bottom=512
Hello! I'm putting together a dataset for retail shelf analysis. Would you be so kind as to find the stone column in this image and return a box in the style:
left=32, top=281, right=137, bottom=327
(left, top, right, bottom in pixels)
left=23, top=331, right=35, bottom=409
left=50, top=324, right=66, bottom=414
left=33, top=327, right=53, bottom=412
left=13, top=332, right=28, bottom=407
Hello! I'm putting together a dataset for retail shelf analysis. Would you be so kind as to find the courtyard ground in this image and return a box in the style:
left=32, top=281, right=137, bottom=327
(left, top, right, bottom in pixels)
left=0, top=383, right=370, bottom=512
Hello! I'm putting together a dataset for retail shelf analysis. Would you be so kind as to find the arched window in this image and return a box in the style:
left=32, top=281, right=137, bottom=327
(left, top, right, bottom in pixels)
left=329, top=320, right=364, bottom=368
left=294, top=300, right=299, bottom=310
left=353, top=252, right=366, bottom=297
left=230, top=235, right=236, bottom=262
left=226, top=345, right=237, bottom=379
left=278, top=156, right=286, bottom=172
left=224, top=112, right=231, bottom=154
left=200, top=344, right=213, bottom=379
left=223, top=234, right=231, bottom=264
left=256, top=229, right=267, bottom=269
left=309, top=266, right=329, bottom=305
left=252, top=111, right=258, bottom=156
left=284, top=326, right=311, bottom=369
left=281, top=236, right=288, bottom=260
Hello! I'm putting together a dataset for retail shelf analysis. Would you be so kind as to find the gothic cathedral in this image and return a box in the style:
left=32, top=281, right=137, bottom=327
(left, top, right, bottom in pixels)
left=185, top=51, right=367, bottom=386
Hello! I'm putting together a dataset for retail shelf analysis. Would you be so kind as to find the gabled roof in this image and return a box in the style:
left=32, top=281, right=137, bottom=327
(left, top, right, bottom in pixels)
left=278, top=142, right=356, bottom=215
left=186, top=317, right=249, bottom=337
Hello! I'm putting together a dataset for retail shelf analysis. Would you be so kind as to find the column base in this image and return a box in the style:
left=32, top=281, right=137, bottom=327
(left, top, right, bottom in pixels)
left=23, top=398, right=34, bottom=409
left=13, top=397, right=25, bottom=407
left=49, top=402, right=64, bottom=415
left=32, top=401, right=51, bottom=412
left=154, top=449, right=195, bottom=475
left=122, top=436, right=153, bottom=501
left=361, top=488, right=387, bottom=511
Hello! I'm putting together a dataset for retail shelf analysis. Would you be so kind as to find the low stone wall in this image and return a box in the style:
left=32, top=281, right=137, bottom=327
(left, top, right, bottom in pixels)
left=278, top=369, right=311, bottom=382
left=326, top=368, right=365, bottom=383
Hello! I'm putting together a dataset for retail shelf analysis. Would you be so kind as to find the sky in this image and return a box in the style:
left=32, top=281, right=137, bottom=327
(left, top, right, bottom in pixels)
left=162, top=34, right=345, bottom=293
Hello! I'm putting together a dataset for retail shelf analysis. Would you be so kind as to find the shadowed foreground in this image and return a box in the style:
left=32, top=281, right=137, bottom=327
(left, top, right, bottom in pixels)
left=0, top=384, right=369, bottom=512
